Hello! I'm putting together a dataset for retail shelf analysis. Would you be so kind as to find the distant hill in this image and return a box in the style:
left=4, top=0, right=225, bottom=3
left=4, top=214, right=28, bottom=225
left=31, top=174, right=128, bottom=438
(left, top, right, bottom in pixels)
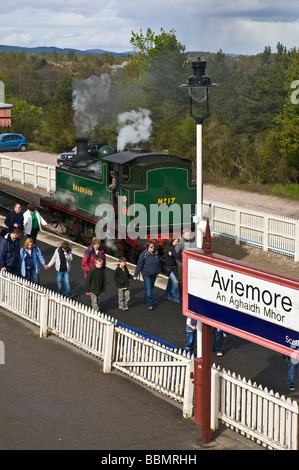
left=0, top=44, right=133, bottom=56
left=0, top=44, right=240, bottom=58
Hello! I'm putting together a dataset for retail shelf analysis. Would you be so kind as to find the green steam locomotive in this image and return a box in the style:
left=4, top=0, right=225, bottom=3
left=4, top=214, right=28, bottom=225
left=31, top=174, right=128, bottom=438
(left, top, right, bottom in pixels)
left=41, top=138, right=196, bottom=260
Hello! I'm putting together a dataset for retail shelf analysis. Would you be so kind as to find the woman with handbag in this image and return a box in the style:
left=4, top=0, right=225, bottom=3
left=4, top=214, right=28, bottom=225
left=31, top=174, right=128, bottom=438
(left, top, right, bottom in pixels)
left=164, top=237, right=181, bottom=303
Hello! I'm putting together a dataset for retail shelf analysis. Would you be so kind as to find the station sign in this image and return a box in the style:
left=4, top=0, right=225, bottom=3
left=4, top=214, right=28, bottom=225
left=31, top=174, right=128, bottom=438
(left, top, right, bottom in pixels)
left=182, top=250, right=299, bottom=359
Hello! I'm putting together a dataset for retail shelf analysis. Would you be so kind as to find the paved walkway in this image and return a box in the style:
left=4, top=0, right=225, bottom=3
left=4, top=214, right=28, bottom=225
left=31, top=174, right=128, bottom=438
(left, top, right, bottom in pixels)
left=0, top=306, right=262, bottom=451
left=0, top=228, right=268, bottom=450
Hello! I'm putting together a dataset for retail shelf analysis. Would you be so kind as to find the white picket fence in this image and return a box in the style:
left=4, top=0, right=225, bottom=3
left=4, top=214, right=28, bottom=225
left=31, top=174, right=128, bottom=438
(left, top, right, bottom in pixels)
left=0, top=154, right=55, bottom=192
left=0, top=271, right=298, bottom=449
left=203, top=201, right=299, bottom=261
left=113, top=323, right=194, bottom=418
left=211, top=366, right=299, bottom=450
left=0, top=271, right=115, bottom=372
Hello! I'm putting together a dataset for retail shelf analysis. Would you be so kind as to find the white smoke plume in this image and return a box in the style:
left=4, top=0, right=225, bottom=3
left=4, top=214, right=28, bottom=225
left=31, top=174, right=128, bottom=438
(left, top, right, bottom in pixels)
left=117, top=108, right=152, bottom=152
left=72, top=74, right=111, bottom=137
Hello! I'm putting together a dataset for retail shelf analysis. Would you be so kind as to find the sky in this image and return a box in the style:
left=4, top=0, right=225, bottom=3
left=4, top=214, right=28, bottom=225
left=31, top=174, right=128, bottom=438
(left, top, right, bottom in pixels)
left=1, top=0, right=299, bottom=55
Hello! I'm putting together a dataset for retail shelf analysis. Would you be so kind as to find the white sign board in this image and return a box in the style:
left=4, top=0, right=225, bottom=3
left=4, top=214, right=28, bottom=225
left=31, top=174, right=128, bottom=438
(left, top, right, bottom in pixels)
left=184, top=252, right=299, bottom=358
left=188, top=259, right=299, bottom=333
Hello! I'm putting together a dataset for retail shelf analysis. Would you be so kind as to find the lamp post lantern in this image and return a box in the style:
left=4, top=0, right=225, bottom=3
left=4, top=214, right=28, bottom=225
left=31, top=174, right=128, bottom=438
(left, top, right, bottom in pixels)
left=180, top=57, right=218, bottom=248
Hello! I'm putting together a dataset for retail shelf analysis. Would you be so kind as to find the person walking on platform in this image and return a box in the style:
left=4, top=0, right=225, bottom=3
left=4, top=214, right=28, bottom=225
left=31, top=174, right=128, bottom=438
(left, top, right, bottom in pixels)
left=0, top=228, right=22, bottom=275
left=133, top=240, right=161, bottom=311
left=114, top=257, right=133, bottom=310
left=20, top=237, right=47, bottom=285
left=164, top=237, right=181, bottom=303
left=4, top=203, right=24, bottom=234
left=46, top=241, right=73, bottom=298
left=185, top=317, right=197, bottom=352
left=85, top=258, right=106, bottom=312
left=23, top=203, right=47, bottom=244
left=287, top=356, right=299, bottom=391
left=81, top=237, right=106, bottom=278
left=212, top=327, right=224, bottom=357
left=175, top=228, right=194, bottom=296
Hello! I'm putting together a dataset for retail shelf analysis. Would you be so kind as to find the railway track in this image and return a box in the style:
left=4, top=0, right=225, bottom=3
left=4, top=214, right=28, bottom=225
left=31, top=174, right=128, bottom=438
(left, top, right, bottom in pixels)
left=0, top=188, right=83, bottom=244
left=0, top=189, right=44, bottom=217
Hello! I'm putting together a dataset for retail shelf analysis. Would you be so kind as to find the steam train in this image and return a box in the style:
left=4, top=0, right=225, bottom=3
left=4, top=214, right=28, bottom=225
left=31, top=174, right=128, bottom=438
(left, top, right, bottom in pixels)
left=40, top=137, right=196, bottom=261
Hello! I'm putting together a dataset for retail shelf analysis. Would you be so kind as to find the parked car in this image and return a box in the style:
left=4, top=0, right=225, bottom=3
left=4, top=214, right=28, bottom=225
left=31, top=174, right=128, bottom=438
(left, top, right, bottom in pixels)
left=0, top=133, right=28, bottom=152
left=57, top=140, right=107, bottom=166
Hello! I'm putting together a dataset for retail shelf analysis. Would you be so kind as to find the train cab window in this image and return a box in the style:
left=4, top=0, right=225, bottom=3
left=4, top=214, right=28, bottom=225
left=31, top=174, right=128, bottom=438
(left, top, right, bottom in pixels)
left=108, top=163, right=119, bottom=193
left=122, top=164, right=131, bottom=183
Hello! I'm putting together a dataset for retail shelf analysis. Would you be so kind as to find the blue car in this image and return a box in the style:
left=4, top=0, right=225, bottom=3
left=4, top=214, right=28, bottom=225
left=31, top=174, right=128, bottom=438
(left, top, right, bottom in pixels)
left=0, top=133, right=28, bottom=152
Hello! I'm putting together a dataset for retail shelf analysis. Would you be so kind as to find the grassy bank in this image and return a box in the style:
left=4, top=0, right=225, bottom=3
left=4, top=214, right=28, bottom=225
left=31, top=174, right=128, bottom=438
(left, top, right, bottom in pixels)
left=203, top=177, right=299, bottom=201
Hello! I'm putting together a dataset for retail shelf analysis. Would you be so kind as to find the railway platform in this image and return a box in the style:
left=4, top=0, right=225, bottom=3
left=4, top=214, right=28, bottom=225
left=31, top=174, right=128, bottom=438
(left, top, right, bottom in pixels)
left=0, top=301, right=262, bottom=451
left=0, top=216, right=297, bottom=450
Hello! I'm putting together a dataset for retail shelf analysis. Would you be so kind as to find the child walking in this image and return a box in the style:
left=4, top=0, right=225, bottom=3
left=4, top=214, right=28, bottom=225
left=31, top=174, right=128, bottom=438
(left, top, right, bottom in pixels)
left=46, top=241, right=73, bottom=298
left=85, top=258, right=106, bottom=312
left=113, top=257, right=133, bottom=310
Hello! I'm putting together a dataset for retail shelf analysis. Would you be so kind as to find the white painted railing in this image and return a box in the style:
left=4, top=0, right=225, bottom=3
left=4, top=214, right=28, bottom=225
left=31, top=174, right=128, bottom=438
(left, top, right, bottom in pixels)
left=203, top=201, right=299, bottom=261
left=0, top=272, right=114, bottom=372
left=0, top=271, right=298, bottom=449
left=113, top=323, right=194, bottom=418
left=211, top=365, right=299, bottom=450
left=0, top=154, right=55, bottom=192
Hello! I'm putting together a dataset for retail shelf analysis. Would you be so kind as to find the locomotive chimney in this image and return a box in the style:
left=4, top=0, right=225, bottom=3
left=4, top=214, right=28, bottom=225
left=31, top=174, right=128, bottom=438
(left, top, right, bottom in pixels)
left=75, top=137, right=89, bottom=158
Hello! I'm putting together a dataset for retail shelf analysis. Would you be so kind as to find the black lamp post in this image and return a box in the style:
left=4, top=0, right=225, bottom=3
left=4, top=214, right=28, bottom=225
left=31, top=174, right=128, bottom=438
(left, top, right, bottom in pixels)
left=181, top=59, right=218, bottom=438
left=180, top=58, right=218, bottom=248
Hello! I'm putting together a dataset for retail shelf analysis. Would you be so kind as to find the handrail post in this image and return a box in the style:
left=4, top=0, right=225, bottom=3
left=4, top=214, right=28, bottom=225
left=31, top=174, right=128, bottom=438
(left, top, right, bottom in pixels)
left=103, top=321, right=114, bottom=373
left=183, top=358, right=194, bottom=418
left=211, top=366, right=220, bottom=431
left=40, top=293, right=48, bottom=338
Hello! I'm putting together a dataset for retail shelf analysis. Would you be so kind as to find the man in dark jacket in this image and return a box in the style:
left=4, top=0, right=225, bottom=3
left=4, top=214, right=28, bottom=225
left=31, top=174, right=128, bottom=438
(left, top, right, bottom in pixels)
left=4, top=203, right=24, bottom=233
left=133, top=241, right=161, bottom=310
left=0, top=228, right=22, bottom=275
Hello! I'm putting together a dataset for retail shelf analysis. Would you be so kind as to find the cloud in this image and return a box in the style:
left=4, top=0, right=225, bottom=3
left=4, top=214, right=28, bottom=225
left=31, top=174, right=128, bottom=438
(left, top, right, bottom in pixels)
left=0, top=0, right=298, bottom=54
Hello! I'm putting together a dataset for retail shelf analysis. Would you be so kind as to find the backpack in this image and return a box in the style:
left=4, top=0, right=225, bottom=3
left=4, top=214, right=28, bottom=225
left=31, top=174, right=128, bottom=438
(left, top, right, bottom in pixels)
left=0, top=227, right=8, bottom=238
left=1, top=212, right=13, bottom=238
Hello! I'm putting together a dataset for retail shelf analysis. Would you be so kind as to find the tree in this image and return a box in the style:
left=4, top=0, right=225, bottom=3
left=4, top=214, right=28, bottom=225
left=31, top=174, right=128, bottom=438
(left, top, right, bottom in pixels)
left=40, top=73, right=75, bottom=151
left=10, top=98, right=41, bottom=142
left=258, top=48, right=299, bottom=183
left=129, top=28, right=185, bottom=74
left=41, top=102, right=75, bottom=152
left=128, top=28, right=188, bottom=144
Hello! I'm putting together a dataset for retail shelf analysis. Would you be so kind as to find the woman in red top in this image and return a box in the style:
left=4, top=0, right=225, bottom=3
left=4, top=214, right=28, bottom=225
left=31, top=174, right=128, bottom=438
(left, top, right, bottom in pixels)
left=81, top=237, right=106, bottom=278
